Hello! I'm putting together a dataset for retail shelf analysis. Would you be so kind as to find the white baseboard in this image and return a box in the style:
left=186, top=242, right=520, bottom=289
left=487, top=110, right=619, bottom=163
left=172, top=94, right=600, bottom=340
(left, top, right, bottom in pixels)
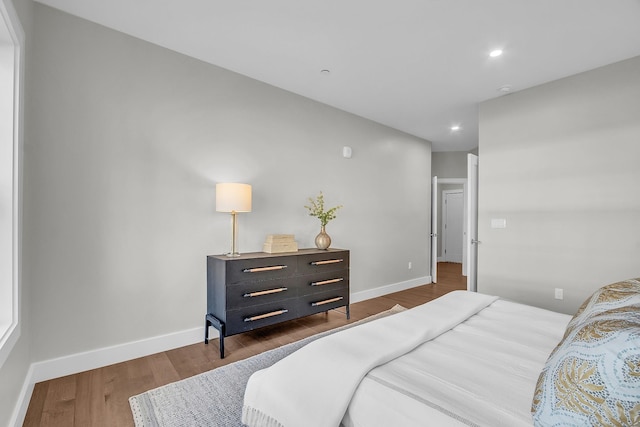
left=9, top=368, right=34, bottom=427
left=11, top=276, right=430, bottom=426
left=351, top=276, right=432, bottom=303
left=11, top=327, right=214, bottom=427
left=29, top=276, right=432, bottom=383
left=30, top=327, right=210, bottom=384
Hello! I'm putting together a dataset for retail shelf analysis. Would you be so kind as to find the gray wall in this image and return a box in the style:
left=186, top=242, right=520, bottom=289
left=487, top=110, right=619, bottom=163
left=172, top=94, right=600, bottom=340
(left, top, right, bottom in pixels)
left=24, top=5, right=431, bottom=361
left=478, top=55, right=640, bottom=314
left=431, top=151, right=469, bottom=179
left=0, top=3, right=432, bottom=422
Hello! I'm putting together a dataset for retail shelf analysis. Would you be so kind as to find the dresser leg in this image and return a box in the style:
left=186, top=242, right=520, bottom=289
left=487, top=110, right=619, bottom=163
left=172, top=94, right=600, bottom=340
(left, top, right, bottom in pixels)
left=204, top=315, right=210, bottom=344
left=205, top=313, right=226, bottom=358
left=346, top=305, right=350, bottom=320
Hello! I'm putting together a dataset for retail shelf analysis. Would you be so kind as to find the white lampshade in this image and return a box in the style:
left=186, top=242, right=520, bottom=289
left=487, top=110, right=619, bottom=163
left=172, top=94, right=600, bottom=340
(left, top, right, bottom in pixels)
left=216, top=183, right=252, bottom=213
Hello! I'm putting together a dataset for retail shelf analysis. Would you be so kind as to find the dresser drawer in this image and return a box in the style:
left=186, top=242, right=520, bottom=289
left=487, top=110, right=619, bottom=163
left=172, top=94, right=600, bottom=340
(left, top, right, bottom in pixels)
left=299, top=269, right=349, bottom=296
left=226, top=279, right=295, bottom=309
left=300, top=288, right=350, bottom=317
left=225, top=299, right=299, bottom=335
left=298, top=250, right=349, bottom=275
left=226, top=255, right=297, bottom=284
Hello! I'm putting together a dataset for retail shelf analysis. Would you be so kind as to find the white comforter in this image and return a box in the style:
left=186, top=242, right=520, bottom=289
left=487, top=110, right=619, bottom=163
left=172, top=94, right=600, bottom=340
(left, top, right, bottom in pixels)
left=242, top=291, right=499, bottom=427
left=342, top=299, right=571, bottom=427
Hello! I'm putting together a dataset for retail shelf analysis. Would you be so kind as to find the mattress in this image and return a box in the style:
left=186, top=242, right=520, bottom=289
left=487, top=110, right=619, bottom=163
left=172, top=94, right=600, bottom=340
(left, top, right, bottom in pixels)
left=341, top=299, right=571, bottom=427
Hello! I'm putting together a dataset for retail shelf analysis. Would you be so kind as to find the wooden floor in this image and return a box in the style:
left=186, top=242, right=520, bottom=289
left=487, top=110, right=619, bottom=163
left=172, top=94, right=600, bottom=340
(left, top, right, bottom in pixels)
left=23, top=263, right=466, bottom=427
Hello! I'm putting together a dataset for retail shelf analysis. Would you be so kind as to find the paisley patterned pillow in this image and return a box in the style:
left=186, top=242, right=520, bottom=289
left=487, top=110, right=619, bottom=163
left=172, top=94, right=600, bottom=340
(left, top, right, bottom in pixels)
left=532, top=279, right=640, bottom=426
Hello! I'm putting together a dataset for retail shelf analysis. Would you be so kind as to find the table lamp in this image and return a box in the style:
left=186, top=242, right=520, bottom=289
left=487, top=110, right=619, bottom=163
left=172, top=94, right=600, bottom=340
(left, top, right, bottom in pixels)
left=216, top=183, right=252, bottom=257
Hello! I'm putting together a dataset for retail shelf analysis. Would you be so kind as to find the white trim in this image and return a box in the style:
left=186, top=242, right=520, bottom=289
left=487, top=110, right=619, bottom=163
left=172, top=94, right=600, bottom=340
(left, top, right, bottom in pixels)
left=0, top=0, right=25, bottom=371
left=8, top=368, right=34, bottom=427
left=350, top=276, right=431, bottom=303
left=30, top=327, right=206, bottom=384
left=27, top=275, right=431, bottom=383
left=11, top=327, right=211, bottom=426
left=18, top=276, right=431, bottom=382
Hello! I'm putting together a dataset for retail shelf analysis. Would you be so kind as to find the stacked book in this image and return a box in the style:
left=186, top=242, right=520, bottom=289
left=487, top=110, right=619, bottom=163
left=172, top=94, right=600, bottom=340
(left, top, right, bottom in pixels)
left=263, top=234, right=298, bottom=253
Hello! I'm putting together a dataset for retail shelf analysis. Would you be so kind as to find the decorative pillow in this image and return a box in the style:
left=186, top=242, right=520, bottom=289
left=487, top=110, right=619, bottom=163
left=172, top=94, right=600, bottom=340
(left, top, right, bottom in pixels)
left=532, top=278, right=640, bottom=426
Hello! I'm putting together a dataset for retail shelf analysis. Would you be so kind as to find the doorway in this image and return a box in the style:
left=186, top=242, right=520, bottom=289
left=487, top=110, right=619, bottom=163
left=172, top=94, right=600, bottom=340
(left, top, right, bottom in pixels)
left=442, top=190, right=463, bottom=263
left=430, top=177, right=466, bottom=284
left=435, top=261, right=467, bottom=290
left=430, top=156, right=479, bottom=289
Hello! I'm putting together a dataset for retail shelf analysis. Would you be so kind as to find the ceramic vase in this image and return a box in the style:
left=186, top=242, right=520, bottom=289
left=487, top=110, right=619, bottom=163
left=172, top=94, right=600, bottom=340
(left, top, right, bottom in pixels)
left=315, top=225, right=331, bottom=250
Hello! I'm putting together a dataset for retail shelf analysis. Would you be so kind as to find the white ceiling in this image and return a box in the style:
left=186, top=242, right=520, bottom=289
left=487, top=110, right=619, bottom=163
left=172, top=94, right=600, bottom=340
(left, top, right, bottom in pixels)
left=34, top=0, right=640, bottom=152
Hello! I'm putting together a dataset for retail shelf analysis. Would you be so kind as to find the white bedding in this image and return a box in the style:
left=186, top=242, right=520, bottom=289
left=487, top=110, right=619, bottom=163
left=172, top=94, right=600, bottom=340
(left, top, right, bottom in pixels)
left=243, top=291, right=571, bottom=427
left=342, top=299, right=571, bottom=427
left=243, top=291, right=498, bottom=427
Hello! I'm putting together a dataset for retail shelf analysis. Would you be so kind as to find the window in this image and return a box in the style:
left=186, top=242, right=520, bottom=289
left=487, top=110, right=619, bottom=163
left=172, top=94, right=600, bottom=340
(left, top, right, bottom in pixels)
left=0, top=0, right=23, bottom=368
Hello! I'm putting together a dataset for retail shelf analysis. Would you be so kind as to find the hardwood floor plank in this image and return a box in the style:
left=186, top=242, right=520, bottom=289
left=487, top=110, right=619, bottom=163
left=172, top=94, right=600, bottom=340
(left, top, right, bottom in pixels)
left=147, top=352, right=181, bottom=387
left=103, top=358, right=151, bottom=426
left=74, top=369, right=105, bottom=426
left=23, top=262, right=465, bottom=426
left=40, top=375, right=75, bottom=427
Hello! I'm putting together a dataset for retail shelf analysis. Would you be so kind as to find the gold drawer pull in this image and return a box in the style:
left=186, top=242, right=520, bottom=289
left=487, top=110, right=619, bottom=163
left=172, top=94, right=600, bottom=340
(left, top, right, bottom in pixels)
left=310, top=278, right=344, bottom=286
left=310, top=259, right=343, bottom=266
left=311, top=297, right=344, bottom=307
left=242, top=265, right=287, bottom=273
left=243, top=287, right=288, bottom=298
left=244, top=309, right=288, bottom=322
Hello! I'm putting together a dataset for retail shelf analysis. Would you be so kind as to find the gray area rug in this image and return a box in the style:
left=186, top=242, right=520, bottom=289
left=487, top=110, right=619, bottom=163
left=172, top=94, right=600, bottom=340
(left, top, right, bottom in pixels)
left=129, top=305, right=406, bottom=427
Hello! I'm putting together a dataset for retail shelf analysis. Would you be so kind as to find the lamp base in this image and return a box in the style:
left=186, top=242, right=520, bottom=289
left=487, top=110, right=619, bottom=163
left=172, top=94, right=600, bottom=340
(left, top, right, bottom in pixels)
left=225, top=252, right=241, bottom=257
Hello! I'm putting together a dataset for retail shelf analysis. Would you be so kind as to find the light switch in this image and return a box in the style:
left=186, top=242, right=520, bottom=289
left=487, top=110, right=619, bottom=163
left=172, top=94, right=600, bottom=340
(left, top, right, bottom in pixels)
left=491, top=218, right=507, bottom=228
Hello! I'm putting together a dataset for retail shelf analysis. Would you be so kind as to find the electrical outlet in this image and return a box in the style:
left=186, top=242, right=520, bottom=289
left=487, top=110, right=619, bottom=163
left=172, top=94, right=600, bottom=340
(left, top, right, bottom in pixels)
left=554, top=288, right=564, bottom=300
left=491, top=218, right=507, bottom=228
left=408, top=261, right=412, bottom=270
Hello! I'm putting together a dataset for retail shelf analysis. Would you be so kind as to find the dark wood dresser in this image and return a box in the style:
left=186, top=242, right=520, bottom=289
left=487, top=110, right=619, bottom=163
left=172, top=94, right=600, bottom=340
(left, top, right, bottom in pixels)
left=205, top=248, right=350, bottom=358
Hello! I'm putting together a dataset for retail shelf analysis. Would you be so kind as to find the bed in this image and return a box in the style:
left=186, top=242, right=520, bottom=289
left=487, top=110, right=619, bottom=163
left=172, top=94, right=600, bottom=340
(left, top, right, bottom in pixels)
left=242, top=279, right=640, bottom=427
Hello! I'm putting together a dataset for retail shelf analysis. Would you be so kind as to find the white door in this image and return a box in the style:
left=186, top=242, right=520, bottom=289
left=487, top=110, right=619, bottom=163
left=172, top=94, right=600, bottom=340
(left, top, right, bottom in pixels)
left=431, top=176, right=438, bottom=283
left=443, top=190, right=464, bottom=263
left=466, top=154, right=479, bottom=292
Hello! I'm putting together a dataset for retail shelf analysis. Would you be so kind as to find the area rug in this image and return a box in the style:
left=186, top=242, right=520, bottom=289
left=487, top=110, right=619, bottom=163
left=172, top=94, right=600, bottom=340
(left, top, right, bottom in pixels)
left=129, top=304, right=406, bottom=427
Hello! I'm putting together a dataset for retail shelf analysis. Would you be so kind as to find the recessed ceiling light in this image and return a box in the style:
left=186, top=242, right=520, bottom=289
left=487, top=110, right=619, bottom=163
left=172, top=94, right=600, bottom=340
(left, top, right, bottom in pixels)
left=489, top=49, right=503, bottom=58
left=451, top=125, right=461, bottom=131
left=498, top=85, right=512, bottom=93
left=320, top=69, right=331, bottom=75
